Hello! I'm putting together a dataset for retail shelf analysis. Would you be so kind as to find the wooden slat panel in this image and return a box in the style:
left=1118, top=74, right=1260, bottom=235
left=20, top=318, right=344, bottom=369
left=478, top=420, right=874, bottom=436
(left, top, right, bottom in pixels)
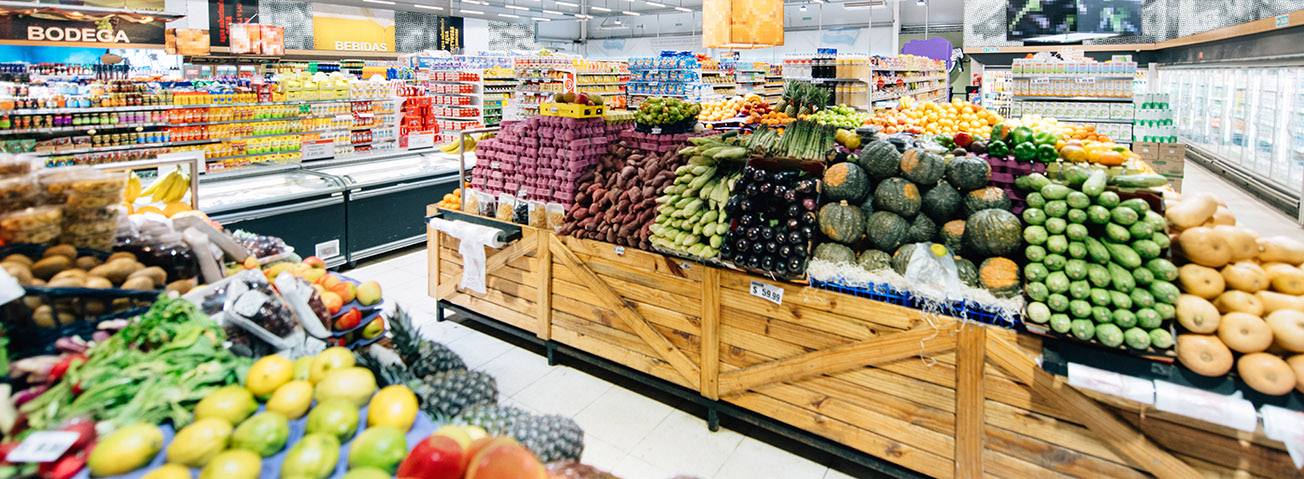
left=536, top=231, right=553, bottom=340
left=701, top=267, right=721, bottom=400
left=1113, top=409, right=1299, bottom=479
left=984, top=400, right=1128, bottom=465
left=718, top=270, right=924, bottom=330
left=560, top=235, right=703, bottom=281
left=443, top=292, right=536, bottom=334
left=982, top=450, right=1076, bottom=479
left=436, top=233, right=537, bottom=300
left=984, top=425, right=1150, bottom=479
left=552, top=258, right=704, bottom=319
left=551, top=276, right=702, bottom=335
left=551, top=312, right=693, bottom=389
left=955, top=325, right=986, bottom=478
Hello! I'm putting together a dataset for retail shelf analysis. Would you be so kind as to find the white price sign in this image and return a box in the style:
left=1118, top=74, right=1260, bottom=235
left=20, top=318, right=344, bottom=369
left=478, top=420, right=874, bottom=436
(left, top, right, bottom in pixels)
left=1153, top=380, right=1258, bottom=432
left=408, top=132, right=436, bottom=150
left=614, top=246, right=625, bottom=255
left=300, top=140, right=335, bottom=161
left=1067, top=362, right=1154, bottom=405
left=749, top=279, right=783, bottom=305
left=6, top=431, right=80, bottom=463
left=1031, top=77, right=1051, bottom=84
left=1076, top=77, right=1096, bottom=84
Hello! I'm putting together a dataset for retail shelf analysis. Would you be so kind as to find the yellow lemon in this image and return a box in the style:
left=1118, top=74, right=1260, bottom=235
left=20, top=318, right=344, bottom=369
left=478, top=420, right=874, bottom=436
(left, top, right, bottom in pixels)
left=367, top=385, right=418, bottom=430
left=246, top=354, right=294, bottom=399
left=266, top=380, right=314, bottom=419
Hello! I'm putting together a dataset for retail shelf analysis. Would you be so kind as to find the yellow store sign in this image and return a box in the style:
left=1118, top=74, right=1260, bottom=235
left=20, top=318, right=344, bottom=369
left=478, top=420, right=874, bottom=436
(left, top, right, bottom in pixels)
left=312, top=4, right=395, bottom=52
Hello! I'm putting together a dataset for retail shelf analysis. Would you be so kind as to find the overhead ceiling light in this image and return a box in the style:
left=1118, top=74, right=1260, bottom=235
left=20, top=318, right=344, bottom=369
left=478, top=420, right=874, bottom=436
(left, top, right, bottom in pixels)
left=459, top=9, right=484, bottom=14
left=362, top=0, right=395, bottom=4
left=917, top=0, right=925, bottom=4
left=413, top=4, right=444, bottom=9
left=555, top=1, right=578, bottom=6
left=590, top=5, right=611, bottom=11
left=574, top=13, right=593, bottom=18
left=674, top=6, right=690, bottom=11
left=799, top=4, right=805, bottom=10
left=506, top=4, right=530, bottom=9
left=498, top=12, right=520, bottom=17
left=532, top=16, right=550, bottom=20
left=843, top=0, right=883, bottom=8
left=622, top=10, right=640, bottom=15
left=462, top=0, right=484, bottom=4
left=542, top=9, right=564, bottom=14
left=645, top=1, right=664, bottom=6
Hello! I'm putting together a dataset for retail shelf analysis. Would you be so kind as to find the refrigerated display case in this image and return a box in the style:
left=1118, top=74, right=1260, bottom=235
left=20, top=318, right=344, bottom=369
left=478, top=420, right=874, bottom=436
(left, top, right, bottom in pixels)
left=199, top=166, right=350, bottom=266
left=1159, top=64, right=1304, bottom=222
left=308, top=153, right=462, bottom=264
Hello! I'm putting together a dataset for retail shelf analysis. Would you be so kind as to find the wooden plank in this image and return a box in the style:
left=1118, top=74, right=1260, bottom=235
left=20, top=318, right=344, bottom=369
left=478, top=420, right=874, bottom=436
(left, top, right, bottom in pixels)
left=441, top=259, right=534, bottom=287
left=444, top=292, right=536, bottom=334
left=984, top=400, right=1129, bottom=465
left=718, top=270, right=925, bottom=330
left=984, top=425, right=1150, bottom=479
left=435, top=234, right=537, bottom=300
left=1083, top=389, right=1286, bottom=452
left=1112, top=409, right=1300, bottom=479
left=723, top=306, right=869, bottom=350
left=551, top=276, right=702, bottom=334
left=550, top=234, right=701, bottom=389
left=1176, top=453, right=1274, bottom=479
left=719, top=325, right=958, bottom=396
left=428, top=221, right=440, bottom=299
left=982, top=449, right=1077, bottom=479
left=551, top=312, right=694, bottom=389
left=729, top=390, right=956, bottom=479
left=757, top=381, right=957, bottom=458
left=985, top=336, right=1202, bottom=479
left=536, top=232, right=553, bottom=340
left=552, top=258, right=704, bottom=319
left=701, top=267, right=721, bottom=400
left=439, top=271, right=536, bottom=311
left=574, top=253, right=702, bottom=298
left=955, top=324, right=986, bottom=479
left=560, top=235, right=703, bottom=281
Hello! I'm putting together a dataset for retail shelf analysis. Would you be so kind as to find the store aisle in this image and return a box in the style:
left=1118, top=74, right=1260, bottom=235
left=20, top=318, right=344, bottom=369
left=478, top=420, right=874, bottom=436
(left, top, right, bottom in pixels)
left=1182, top=160, right=1303, bottom=238
left=341, top=249, right=859, bottom=479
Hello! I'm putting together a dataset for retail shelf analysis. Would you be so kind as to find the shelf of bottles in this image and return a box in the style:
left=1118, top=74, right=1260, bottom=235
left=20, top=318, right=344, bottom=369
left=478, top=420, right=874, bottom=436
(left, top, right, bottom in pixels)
left=733, top=62, right=771, bottom=97
left=762, top=64, right=784, bottom=103
left=508, top=57, right=574, bottom=121
left=574, top=59, right=629, bottom=110
left=0, top=62, right=403, bottom=172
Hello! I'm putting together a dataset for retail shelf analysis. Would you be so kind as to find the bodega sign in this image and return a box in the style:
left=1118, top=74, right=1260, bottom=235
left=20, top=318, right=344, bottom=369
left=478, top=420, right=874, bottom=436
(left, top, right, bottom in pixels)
left=0, top=15, right=165, bottom=45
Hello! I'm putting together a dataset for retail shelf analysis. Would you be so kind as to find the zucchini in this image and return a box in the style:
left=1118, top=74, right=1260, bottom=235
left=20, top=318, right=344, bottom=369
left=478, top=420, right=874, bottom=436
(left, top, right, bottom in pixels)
left=1104, top=223, right=1132, bottom=243
left=1067, top=241, right=1088, bottom=260
left=1153, top=302, right=1176, bottom=320
left=1045, top=254, right=1068, bottom=272
left=1130, top=288, right=1156, bottom=309
left=1044, top=200, right=1069, bottom=218
left=1089, top=288, right=1112, bottom=307
left=1110, top=206, right=1139, bottom=225
left=1023, top=225, right=1048, bottom=245
left=1108, top=262, right=1135, bottom=292
left=1047, top=235, right=1069, bottom=254
left=1120, top=198, right=1151, bottom=214
left=1026, top=192, right=1046, bottom=209
left=1040, top=183, right=1072, bottom=200
left=1064, top=166, right=1091, bottom=186
left=1096, top=191, right=1121, bottom=208
left=1113, top=309, right=1137, bottom=329
left=1086, top=205, right=1112, bottom=224
left=1110, top=291, right=1133, bottom=310
left=1150, top=231, right=1171, bottom=249
left=1022, top=173, right=1053, bottom=191
left=1025, top=245, right=1047, bottom=262
left=1124, top=327, right=1151, bottom=350
left=1026, top=282, right=1050, bottom=301
left=1150, top=329, right=1174, bottom=349
left=1069, top=300, right=1093, bottom=319
left=1143, top=210, right=1167, bottom=234
left=1046, top=271, right=1071, bottom=293
left=1132, top=239, right=1161, bottom=260
left=1067, top=208, right=1088, bottom=224
left=1065, top=260, right=1089, bottom=281
left=1087, top=264, right=1111, bottom=288
left=1071, top=318, right=1095, bottom=340
left=1069, top=280, right=1091, bottom=299
left=1136, top=308, right=1161, bottom=329
left=1096, top=323, right=1125, bottom=347
left=1128, top=220, right=1154, bottom=239
left=1105, top=243, right=1143, bottom=269
left=1066, top=191, right=1091, bottom=209
left=1024, top=263, right=1050, bottom=283
left=1022, top=207, right=1047, bottom=225
left=1133, top=267, right=1155, bottom=286
left=1048, top=294, right=1071, bottom=313
left=1045, top=218, right=1067, bottom=234
left=1050, top=313, right=1072, bottom=333
left=1112, top=174, right=1168, bottom=188
left=1146, top=258, right=1178, bottom=282
left=1149, top=280, right=1180, bottom=305
left=1091, top=306, right=1113, bottom=324
left=1082, top=170, right=1108, bottom=197
left=1065, top=223, right=1089, bottom=242
left=1027, top=302, right=1052, bottom=324
left=1084, top=236, right=1111, bottom=264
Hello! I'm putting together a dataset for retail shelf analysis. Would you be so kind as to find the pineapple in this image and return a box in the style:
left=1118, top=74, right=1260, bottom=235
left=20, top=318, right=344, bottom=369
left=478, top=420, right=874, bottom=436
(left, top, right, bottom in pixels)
left=388, top=306, right=466, bottom=376
left=414, top=369, right=498, bottom=418
left=506, top=414, right=585, bottom=463
left=453, top=404, right=532, bottom=435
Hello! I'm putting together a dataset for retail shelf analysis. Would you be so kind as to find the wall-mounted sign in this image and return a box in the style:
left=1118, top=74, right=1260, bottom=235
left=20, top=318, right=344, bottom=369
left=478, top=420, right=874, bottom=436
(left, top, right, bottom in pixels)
left=0, top=13, right=164, bottom=44
left=208, top=0, right=258, bottom=47
left=313, top=5, right=395, bottom=52
left=702, top=0, right=783, bottom=49
left=437, top=15, right=463, bottom=52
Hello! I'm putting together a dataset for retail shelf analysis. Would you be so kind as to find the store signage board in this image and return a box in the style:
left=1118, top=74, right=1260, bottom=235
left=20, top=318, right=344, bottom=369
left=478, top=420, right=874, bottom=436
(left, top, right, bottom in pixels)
left=1153, top=380, right=1258, bottom=432
left=6, top=15, right=165, bottom=45
left=208, top=0, right=258, bottom=46
left=7, top=431, right=79, bottom=463
left=1277, top=14, right=1290, bottom=28
left=749, top=280, right=783, bottom=305
left=312, top=4, right=396, bottom=52
left=1260, top=405, right=1304, bottom=468
left=407, top=132, right=436, bottom=150
left=1066, top=362, right=1153, bottom=405
left=301, top=140, right=335, bottom=161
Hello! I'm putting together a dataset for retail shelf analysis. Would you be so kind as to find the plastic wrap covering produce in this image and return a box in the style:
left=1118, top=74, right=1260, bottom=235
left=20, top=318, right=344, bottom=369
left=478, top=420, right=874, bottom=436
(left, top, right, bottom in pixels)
left=183, top=269, right=301, bottom=357
left=116, top=215, right=199, bottom=284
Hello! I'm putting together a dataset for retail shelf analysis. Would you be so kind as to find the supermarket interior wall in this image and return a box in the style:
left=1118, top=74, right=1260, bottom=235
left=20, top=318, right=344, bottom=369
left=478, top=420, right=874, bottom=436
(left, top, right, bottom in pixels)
left=899, top=31, right=967, bottom=95
left=965, top=0, right=1300, bottom=48
left=581, top=27, right=896, bottom=61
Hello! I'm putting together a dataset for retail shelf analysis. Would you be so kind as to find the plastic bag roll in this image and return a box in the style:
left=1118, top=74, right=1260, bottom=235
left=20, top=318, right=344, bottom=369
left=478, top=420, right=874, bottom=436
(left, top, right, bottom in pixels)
left=430, top=218, right=507, bottom=294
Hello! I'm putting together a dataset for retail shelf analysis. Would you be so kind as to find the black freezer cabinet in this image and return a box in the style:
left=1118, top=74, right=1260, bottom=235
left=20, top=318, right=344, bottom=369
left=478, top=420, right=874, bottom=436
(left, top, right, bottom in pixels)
left=199, top=168, right=351, bottom=267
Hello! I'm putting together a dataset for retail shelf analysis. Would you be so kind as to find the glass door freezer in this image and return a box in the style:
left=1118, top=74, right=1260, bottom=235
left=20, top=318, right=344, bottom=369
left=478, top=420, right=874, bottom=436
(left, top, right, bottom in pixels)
left=309, top=152, right=462, bottom=264
left=199, top=167, right=351, bottom=267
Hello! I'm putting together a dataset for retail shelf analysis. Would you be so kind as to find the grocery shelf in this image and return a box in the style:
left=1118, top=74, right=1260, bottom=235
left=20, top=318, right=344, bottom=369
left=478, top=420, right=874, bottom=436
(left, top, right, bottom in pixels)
left=0, top=122, right=169, bottom=134
left=1054, top=117, right=1136, bottom=124
left=871, top=85, right=948, bottom=102
left=1011, top=74, right=1136, bottom=80
left=576, top=82, right=627, bottom=86
left=578, top=72, right=627, bottom=76
left=1012, top=96, right=1134, bottom=102
left=3, top=97, right=392, bottom=116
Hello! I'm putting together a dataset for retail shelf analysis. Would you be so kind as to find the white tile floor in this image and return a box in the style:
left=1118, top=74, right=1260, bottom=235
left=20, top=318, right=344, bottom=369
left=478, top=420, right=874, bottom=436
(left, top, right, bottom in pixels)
left=341, top=159, right=1303, bottom=479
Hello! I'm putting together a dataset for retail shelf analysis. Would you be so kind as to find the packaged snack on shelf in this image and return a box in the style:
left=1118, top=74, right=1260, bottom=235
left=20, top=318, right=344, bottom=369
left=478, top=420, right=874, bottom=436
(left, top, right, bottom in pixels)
left=495, top=193, right=516, bottom=222
left=546, top=202, right=565, bottom=231
left=0, top=175, right=38, bottom=211
left=528, top=199, right=547, bottom=228
left=0, top=156, right=33, bottom=176
left=183, top=269, right=302, bottom=357
left=0, top=205, right=62, bottom=244
left=474, top=189, right=497, bottom=217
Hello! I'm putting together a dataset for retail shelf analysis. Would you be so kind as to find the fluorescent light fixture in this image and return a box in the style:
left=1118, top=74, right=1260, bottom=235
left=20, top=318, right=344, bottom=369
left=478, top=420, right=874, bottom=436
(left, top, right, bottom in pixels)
left=916, top=0, right=925, bottom=4
left=498, top=12, right=520, bottom=17
left=413, top=4, right=444, bottom=9
left=506, top=4, right=530, bottom=9
left=645, top=1, right=664, bottom=6
left=459, top=9, right=484, bottom=14
left=674, top=6, right=690, bottom=11
left=542, top=9, right=564, bottom=14
left=590, top=5, right=611, bottom=11
left=799, top=4, right=805, bottom=10
left=574, top=13, right=593, bottom=18
left=462, top=0, right=484, bottom=4
left=622, top=10, right=640, bottom=15
left=362, top=0, right=395, bottom=4
left=532, top=16, right=550, bottom=20
left=842, top=0, right=883, bottom=8
left=555, top=1, right=578, bottom=6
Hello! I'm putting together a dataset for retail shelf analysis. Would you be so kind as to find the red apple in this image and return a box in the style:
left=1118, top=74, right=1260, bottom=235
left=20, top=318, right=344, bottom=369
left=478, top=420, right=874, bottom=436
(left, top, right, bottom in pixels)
left=303, top=256, right=327, bottom=269
left=397, top=435, right=465, bottom=479
left=574, top=92, right=590, bottom=105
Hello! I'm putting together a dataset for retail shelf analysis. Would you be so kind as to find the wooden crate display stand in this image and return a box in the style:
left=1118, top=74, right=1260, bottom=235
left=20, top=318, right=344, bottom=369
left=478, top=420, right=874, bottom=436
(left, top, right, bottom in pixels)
left=428, top=207, right=1291, bottom=479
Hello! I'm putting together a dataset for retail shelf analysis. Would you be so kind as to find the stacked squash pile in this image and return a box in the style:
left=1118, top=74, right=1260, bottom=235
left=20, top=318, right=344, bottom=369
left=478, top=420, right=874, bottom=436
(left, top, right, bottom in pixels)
left=1018, top=171, right=1179, bottom=352
left=1164, top=192, right=1304, bottom=396
left=810, top=137, right=1025, bottom=298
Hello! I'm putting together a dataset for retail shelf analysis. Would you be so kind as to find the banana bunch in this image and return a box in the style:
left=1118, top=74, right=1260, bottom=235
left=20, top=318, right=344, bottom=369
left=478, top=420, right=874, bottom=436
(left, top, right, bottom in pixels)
left=124, top=172, right=142, bottom=202
left=649, top=134, right=748, bottom=259
left=139, top=167, right=190, bottom=204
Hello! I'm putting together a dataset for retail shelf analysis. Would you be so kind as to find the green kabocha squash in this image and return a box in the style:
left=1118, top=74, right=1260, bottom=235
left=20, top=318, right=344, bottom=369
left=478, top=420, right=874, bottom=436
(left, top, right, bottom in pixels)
left=857, top=140, right=901, bottom=180
left=813, top=242, right=856, bottom=264
left=954, top=257, right=981, bottom=288
left=908, top=213, right=938, bottom=244
left=857, top=250, right=892, bottom=272
left=921, top=181, right=962, bottom=220
left=940, top=219, right=966, bottom=254
left=865, top=211, right=910, bottom=252
left=979, top=257, right=1022, bottom=298
left=818, top=201, right=865, bottom=245
left=892, top=243, right=918, bottom=276
left=945, top=155, right=992, bottom=191
left=899, top=148, right=946, bottom=186
left=873, top=177, right=921, bottom=218
left=963, top=208, right=1023, bottom=258
left=963, top=186, right=1013, bottom=216
left=822, top=162, right=870, bottom=203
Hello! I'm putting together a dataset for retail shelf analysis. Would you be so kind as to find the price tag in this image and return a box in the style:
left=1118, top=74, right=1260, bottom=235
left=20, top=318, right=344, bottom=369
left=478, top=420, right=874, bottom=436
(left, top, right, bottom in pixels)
left=1067, top=362, right=1154, bottom=405
left=1031, top=77, right=1051, bottom=84
left=407, top=131, right=436, bottom=150
left=1076, top=77, right=1096, bottom=84
left=749, top=279, right=783, bottom=305
left=6, top=431, right=80, bottom=463
left=981, top=47, right=1000, bottom=53
left=1153, top=380, right=1258, bottom=432
left=614, top=246, right=625, bottom=255
left=300, top=139, right=335, bottom=161
left=650, top=127, right=662, bottom=134
left=490, top=161, right=500, bottom=169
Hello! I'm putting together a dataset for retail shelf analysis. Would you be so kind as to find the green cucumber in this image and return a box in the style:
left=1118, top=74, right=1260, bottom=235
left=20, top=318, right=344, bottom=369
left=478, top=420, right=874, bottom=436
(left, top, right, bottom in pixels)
left=1045, top=217, right=1067, bottom=234
left=1124, top=327, right=1151, bottom=350
left=1087, top=205, right=1112, bottom=224
left=1086, top=264, right=1111, bottom=288
left=1024, top=263, right=1050, bottom=283
left=1089, top=288, right=1112, bottom=307
left=1022, top=208, right=1047, bottom=225
left=1050, top=314, right=1072, bottom=333
left=1132, top=239, right=1161, bottom=260
left=1068, top=241, right=1088, bottom=260
left=1045, top=254, right=1068, bottom=272
left=1066, top=191, right=1091, bottom=209
left=1084, top=237, right=1111, bottom=264
left=1113, top=174, right=1168, bottom=188
left=1114, top=309, right=1137, bottom=329
left=1110, top=206, right=1139, bottom=225
left=1046, top=271, right=1071, bottom=293
left=1136, top=308, right=1162, bottom=329
left=1027, top=282, right=1050, bottom=301
left=1023, top=225, right=1048, bottom=245
left=1146, top=258, right=1178, bottom=282
left=1096, top=191, right=1121, bottom=208
left=1025, top=245, right=1047, bottom=262
left=1105, top=243, right=1142, bottom=269
left=1041, top=184, right=1072, bottom=200
left=1108, top=262, right=1136, bottom=292
left=1047, top=235, right=1069, bottom=254
left=1096, top=323, right=1125, bottom=347
left=1027, top=302, right=1052, bottom=324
